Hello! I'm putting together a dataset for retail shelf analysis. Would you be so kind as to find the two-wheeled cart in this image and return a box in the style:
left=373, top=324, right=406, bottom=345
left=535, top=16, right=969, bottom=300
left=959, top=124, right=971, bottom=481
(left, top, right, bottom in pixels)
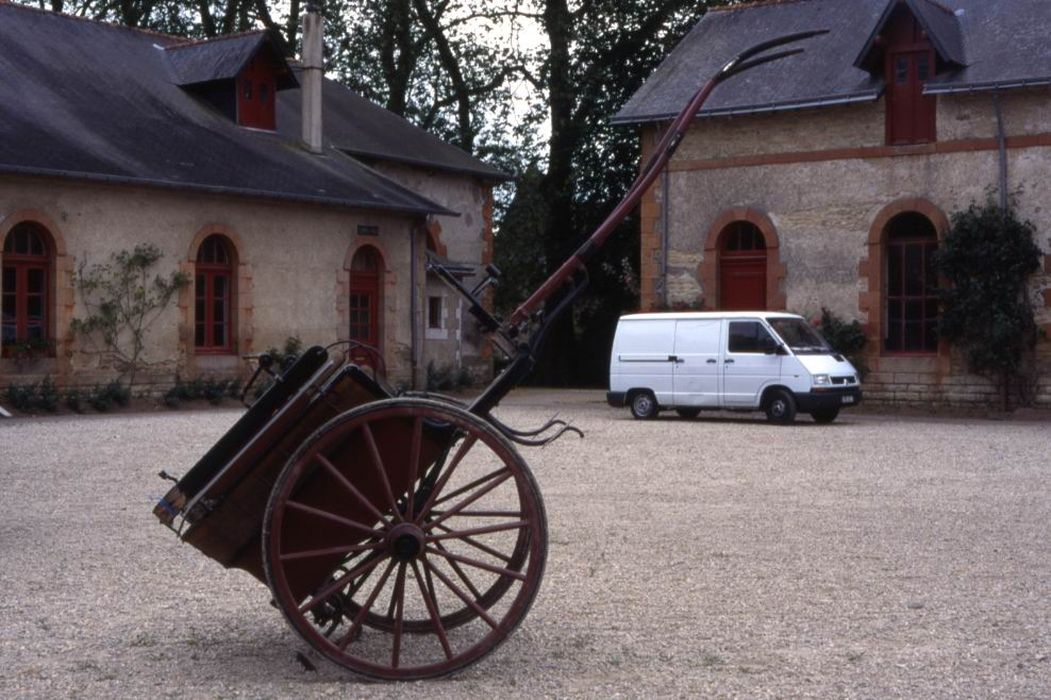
left=153, top=30, right=825, bottom=680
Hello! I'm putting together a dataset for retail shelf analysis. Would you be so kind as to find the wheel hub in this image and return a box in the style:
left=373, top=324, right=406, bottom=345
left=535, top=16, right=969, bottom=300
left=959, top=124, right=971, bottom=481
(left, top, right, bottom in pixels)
left=386, top=522, right=425, bottom=562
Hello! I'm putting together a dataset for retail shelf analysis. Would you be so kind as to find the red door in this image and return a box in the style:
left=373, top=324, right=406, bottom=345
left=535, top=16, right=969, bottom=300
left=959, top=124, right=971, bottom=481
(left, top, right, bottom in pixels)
left=236, top=54, right=276, bottom=130
left=718, top=222, right=767, bottom=310
left=886, top=50, right=936, bottom=144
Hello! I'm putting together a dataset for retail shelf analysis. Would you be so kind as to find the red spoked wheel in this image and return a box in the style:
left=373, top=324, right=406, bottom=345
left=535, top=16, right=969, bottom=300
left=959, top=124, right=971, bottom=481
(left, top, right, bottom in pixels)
left=262, top=398, right=547, bottom=680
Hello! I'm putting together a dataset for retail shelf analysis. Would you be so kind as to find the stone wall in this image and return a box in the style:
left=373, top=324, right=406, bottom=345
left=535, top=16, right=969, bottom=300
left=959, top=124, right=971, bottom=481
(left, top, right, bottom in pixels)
left=638, top=88, right=1051, bottom=407
left=0, top=175, right=422, bottom=389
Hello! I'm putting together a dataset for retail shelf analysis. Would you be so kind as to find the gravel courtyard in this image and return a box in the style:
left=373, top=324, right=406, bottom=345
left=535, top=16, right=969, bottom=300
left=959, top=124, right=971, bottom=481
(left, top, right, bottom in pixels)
left=1, top=389, right=1049, bottom=698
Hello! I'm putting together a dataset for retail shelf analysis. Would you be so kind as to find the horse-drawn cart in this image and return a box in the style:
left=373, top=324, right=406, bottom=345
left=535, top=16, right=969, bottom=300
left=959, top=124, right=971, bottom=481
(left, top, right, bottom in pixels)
left=153, top=30, right=824, bottom=680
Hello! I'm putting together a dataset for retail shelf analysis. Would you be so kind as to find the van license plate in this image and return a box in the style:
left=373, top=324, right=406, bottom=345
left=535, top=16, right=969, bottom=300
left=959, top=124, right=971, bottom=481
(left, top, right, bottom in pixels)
left=842, top=396, right=854, bottom=404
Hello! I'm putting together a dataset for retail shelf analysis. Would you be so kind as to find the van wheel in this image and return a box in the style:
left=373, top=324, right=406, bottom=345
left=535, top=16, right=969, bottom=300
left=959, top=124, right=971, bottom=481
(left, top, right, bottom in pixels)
left=811, top=407, right=840, bottom=424
left=764, top=389, right=796, bottom=424
left=629, top=391, right=658, bottom=420
left=675, top=408, right=701, bottom=419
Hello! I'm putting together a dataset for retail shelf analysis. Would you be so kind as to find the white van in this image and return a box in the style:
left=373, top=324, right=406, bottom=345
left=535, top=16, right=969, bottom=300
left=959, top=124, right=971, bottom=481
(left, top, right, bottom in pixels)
left=607, top=312, right=862, bottom=424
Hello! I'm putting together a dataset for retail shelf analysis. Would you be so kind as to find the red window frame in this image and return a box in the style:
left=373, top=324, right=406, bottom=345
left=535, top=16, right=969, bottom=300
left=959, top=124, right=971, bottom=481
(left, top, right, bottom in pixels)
left=236, top=53, right=277, bottom=130
left=194, top=235, right=235, bottom=353
left=349, top=247, right=382, bottom=351
left=2, top=223, right=52, bottom=357
left=884, top=216, right=938, bottom=354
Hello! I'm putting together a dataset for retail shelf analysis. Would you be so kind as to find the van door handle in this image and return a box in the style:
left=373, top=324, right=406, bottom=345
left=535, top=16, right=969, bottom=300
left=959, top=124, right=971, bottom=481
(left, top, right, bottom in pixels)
left=724, top=358, right=735, bottom=364
left=706, top=359, right=717, bottom=364
left=668, top=355, right=684, bottom=364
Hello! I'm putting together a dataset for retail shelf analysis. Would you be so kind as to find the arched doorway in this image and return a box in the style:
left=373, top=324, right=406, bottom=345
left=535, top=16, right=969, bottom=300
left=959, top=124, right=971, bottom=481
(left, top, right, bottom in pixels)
left=348, top=246, right=383, bottom=366
left=719, top=221, right=767, bottom=310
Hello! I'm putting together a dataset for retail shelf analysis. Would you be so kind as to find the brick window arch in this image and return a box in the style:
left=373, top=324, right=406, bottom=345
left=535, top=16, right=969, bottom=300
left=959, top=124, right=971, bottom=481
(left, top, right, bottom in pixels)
left=699, top=208, right=786, bottom=311
left=884, top=212, right=938, bottom=353
left=194, top=234, right=236, bottom=352
left=2, top=222, right=54, bottom=356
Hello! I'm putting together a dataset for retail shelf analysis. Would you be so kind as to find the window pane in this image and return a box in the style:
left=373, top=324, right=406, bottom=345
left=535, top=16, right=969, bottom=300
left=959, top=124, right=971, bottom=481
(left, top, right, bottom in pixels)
left=728, top=321, right=765, bottom=353
left=195, top=274, right=205, bottom=296
left=1, top=321, right=14, bottom=343
left=27, top=268, right=44, bottom=294
left=896, top=56, right=909, bottom=84
left=2, top=268, right=14, bottom=293
left=428, top=297, right=442, bottom=329
left=923, top=321, right=938, bottom=351
left=27, top=323, right=44, bottom=340
left=213, top=323, right=225, bottom=347
left=904, top=244, right=924, bottom=295
left=195, top=298, right=205, bottom=323
left=917, top=54, right=930, bottom=81
left=195, top=323, right=205, bottom=347
left=213, top=275, right=227, bottom=299
left=887, top=245, right=903, bottom=296
left=213, top=299, right=225, bottom=325
left=904, top=322, right=923, bottom=351
left=27, top=295, right=42, bottom=318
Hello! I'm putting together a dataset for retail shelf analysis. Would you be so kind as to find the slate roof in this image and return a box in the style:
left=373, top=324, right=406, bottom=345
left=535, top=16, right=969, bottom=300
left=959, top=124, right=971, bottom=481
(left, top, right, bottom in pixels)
left=613, top=0, right=1051, bottom=125
left=165, top=31, right=297, bottom=89
left=0, top=3, right=504, bottom=215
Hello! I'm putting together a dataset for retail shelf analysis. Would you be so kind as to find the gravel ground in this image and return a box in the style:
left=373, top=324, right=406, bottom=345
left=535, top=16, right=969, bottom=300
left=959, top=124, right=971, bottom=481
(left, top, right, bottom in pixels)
left=1, top=389, right=1049, bottom=698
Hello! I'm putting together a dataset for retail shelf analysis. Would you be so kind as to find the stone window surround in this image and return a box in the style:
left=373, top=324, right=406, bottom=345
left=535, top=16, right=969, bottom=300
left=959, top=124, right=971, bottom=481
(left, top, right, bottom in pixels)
left=0, top=209, right=73, bottom=374
left=857, top=197, right=950, bottom=364
left=698, top=208, right=787, bottom=311
left=180, top=224, right=253, bottom=369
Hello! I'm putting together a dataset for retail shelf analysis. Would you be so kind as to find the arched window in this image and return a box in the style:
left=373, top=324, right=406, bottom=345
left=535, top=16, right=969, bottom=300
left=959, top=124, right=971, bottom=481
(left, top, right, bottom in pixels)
left=884, top=212, right=938, bottom=353
left=719, top=221, right=767, bottom=310
left=349, top=246, right=382, bottom=348
left=195, top=234, right=235, bottom=352
left=2, top=222, right=53, bottom=355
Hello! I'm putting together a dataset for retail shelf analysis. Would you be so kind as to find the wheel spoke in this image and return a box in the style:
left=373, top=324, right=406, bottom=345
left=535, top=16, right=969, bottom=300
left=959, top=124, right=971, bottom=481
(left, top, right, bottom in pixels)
left=361, top=422, right=402, bottom=523
left=337, top=559, right=398, bottom=650
left=404, top=417, right=423, bottom=521
left=428, top=520, right=528, bottom=541
left=424, top=555, right=498, bottom=630
left=433, top=467, right=511, bottom=507
left=424, top=545, right=527, bottom=581
left=423, top=470, right=513, bottom=530
left=432, top=540, right=483, bottom=599
left=299, top=550, right=386, bottom=614
left=280, top=540, right=383, bottom=562
left=286, top=500, right=383, bottom=537
left=413, top=434, right=477, bottom=524
left=391, top=563, right=407, bottom=669
left=411, top=560, right=453, bottom=660
left=428, top=509, right=523, bottom=518
left=316, top=453, right=390, bottom=525
left=431, top=522, right=516, bottom=564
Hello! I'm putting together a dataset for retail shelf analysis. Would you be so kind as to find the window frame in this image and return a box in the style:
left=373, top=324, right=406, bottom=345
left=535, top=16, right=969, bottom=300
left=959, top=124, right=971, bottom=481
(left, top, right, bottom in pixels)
left=2, top=223, right=53, bottom=358
left=194, top=235, right=235, bottom=354
left=883, top=218, right=939, bottom=355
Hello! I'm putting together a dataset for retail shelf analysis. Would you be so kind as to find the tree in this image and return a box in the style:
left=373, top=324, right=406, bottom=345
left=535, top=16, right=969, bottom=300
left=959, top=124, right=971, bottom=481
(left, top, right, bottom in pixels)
left=936, top=196, right=1043, bottom=409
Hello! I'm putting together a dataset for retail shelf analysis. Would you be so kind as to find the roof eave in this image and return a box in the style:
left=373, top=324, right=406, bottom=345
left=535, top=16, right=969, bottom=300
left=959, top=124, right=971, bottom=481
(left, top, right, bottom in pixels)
left=924, top=76, right=1051, bottom=95
left=0, top=164, right=456, bottom=217
left=339, top=148, right=513, bottom=183
left=611, top=91, right=882, bottom=126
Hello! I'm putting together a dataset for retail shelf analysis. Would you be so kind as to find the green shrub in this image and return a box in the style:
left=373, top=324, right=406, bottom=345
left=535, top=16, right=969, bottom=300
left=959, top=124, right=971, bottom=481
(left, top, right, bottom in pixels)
left=35, top=376, right=59, bottom=413
left=815, top=308, right=869, bottom=379
left=65, top=388, right=84, bottom=413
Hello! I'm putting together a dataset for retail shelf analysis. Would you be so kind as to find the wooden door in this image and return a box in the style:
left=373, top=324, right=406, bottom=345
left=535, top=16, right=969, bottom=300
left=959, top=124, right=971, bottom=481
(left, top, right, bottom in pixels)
left=886, top=50, right=935, bottom=144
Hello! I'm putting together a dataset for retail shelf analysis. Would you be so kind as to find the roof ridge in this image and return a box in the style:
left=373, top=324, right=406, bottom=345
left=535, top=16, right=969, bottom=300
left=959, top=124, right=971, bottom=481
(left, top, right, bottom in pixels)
left=915, top=0, right=956, bottom=17
left=165, top=28, right=269, bottom=49
left=0, top=0, right=184, bottom=42
left=708, top=0, right=816, bottom=14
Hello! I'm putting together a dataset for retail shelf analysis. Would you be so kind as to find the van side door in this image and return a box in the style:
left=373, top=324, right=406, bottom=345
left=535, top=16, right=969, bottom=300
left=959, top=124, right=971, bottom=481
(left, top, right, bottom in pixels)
left=611, top=319, right=677, bottom=406
left=722, top=319, right=782, bottom=407
left=672, top=319, right=722, bottom=406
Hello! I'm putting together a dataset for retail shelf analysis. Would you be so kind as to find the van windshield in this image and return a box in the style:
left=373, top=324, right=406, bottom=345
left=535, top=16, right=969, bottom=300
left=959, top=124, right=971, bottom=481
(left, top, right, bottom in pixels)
left=768, top=318, right=832, bottom=354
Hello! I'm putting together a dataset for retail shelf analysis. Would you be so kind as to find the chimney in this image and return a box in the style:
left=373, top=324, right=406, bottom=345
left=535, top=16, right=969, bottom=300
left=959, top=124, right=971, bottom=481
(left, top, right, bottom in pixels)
left=301, top=1, right=324, bottom=153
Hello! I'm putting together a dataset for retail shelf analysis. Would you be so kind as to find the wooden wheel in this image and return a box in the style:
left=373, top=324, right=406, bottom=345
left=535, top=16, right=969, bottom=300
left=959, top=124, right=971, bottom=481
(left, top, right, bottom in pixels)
left=262, top=398, right=547, bottom=680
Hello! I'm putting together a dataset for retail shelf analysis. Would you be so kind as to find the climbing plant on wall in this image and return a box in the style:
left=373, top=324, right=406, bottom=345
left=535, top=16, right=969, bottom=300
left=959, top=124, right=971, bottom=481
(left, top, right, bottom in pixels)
left=935, top=196, right=1043, bottom=409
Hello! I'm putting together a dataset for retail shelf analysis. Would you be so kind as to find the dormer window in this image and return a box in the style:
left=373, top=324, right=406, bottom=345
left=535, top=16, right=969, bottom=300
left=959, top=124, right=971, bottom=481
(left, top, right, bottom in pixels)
left=237, top=54, right=277, bottom=130
left=855, top=1, right=966, bottom=147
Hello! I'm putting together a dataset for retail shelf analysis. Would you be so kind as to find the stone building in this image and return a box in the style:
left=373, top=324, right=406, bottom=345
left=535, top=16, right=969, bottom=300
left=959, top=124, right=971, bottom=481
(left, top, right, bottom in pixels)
left=615, top=0, right=1051, bottom=407
left=0, top=2, right=505, bottom=392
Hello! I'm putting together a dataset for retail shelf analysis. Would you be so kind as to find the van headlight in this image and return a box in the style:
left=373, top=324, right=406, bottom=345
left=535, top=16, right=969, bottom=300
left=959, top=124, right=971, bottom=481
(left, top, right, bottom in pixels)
left=812, top=374, right=830, bottom=386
